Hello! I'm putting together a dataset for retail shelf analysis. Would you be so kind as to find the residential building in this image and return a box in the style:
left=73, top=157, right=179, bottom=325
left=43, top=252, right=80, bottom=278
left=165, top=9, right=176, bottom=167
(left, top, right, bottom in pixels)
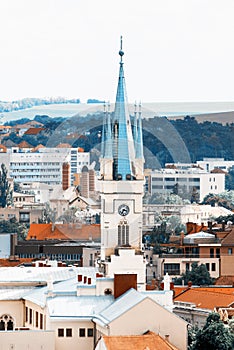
left=148, top=167, right=225, bottom=202
left=173, top=286, right=234, bottom=327
left=143, top=203, right=233, bottom=229
left=0, top=146, right=90, bottom=185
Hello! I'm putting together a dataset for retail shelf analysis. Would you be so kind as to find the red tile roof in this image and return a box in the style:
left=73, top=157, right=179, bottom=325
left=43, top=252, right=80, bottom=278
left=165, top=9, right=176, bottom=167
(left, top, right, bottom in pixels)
left=24, top=127, right=45, bottom=135
left=26, top=223, right=100, bottom=241
left=174, top=287, right=234, bottom=309
left=18, top=141, right=33, bottom=148
left=0, top=258, right=33, bottom=267
left=101, top=332, right=179, bottom=350
left=221, top=228, right=234, bottom=246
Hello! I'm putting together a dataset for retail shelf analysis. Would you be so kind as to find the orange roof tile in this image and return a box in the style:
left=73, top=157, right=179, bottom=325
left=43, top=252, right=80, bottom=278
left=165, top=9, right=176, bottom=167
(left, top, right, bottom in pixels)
left=0, top=258, right=33, bottom=267
left=24, top=127, right=45, bottom=135
left=174, top=288, right=234, bottom=309
left=102, top=332, right=179, bottom=350
left=26, top=223, right=100, bottom=241
left=18, top=141, right=33, bottom=148
left=31, top=144, right=45, bottom=152
left=211, top=168, right=227, bottom=174
left=0, top=144, right=7, bottom=153
left=221, top=228, right=234, bottom=246
left=56, top=143, right=71, bottom=148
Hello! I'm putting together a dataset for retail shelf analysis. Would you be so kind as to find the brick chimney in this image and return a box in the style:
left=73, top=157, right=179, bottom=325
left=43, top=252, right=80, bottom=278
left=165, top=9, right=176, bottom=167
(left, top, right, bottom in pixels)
left=114, top=274, right=137, bottom=299
left=62, top=162, right=70, bottom=190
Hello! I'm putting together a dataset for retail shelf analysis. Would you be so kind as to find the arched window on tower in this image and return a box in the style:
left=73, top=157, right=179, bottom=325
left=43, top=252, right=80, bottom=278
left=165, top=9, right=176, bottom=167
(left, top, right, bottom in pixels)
left=118, top=220, right=129, bottom=246
left=0, top=314, right=14, bottom=331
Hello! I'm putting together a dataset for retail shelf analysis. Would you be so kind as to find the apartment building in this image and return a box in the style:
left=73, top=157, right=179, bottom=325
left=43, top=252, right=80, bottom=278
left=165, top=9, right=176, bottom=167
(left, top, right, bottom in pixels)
left=1, top=146, right=90, bottom=185
left=148, top=167, right=225, bottom=202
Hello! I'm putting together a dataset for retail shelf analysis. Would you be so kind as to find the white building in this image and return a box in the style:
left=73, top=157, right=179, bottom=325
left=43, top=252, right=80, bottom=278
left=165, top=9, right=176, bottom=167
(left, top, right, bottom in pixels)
left=197, top=157, right=234, bottom=172
left=143, top=203, right=233, bottom=228
left=5, top=146, right=90, bottom=185
left=148, top=167, right=225, bottom=202
left=0, top=266, right=187, bottom=350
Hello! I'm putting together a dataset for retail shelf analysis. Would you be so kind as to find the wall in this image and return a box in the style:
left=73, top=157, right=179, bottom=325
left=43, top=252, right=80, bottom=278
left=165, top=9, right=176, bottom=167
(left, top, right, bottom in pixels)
left=0, top=300, right=24, bottom=329
left=220, top=255, right=234, bottom=275
left=50, top=319, right=95, bottom=350
left=0, top=330, right=55, bottom=350
left=97, top=297, right=187, bottom=350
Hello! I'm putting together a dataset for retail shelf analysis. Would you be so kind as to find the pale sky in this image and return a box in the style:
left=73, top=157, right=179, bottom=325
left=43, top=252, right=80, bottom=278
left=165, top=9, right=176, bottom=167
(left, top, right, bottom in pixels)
left=1, top=0, right=234, bottom=103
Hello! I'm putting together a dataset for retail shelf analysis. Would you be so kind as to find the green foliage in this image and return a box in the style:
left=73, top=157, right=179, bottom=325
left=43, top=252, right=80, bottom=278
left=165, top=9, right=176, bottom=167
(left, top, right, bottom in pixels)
left=215, top=214, right=234, bottom=224
left=191, top=312, right=234, bottom=350
left=0, top=164, right=13, bottom=208
left=225, top=167, right=234, bottom=190
left=202, top=191, right=234, bottom=210
left=0, top=218, right=28, bottom=241
left=174, top=262, right=213, bottom=286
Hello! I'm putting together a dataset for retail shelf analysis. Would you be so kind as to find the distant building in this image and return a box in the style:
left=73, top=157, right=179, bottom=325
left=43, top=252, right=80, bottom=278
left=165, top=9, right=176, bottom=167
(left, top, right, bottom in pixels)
left=0, top=146, right=90, bottom=185
left=148, top=167, right=225, bottom=202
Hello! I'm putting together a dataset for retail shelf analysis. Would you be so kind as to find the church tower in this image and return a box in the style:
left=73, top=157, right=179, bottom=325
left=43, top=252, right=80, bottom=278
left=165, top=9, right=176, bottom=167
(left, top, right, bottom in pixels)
left=99, top=38, right=146, bottom=289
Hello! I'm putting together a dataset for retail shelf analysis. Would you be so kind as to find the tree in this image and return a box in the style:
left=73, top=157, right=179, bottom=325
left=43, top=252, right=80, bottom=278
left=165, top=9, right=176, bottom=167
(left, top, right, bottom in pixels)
left=0, top=218, right=28, bottom=241
left=0, top=164, right=13, bottom=208
left=174, top=262, right=213, bottom=285
left=191, top=312, right=234, bottom=350
left=202, top=191, right=234, bottom=210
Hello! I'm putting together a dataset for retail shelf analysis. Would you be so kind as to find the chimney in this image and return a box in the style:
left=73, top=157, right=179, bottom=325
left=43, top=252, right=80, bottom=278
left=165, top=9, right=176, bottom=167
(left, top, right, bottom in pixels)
left=80, top=166, right=89, bottom=198
left=62, top=162, right=70, bottom=190
left=77, top=274, right=82, bottom=282
left=114, top=274, right=137, bottom=299
left=163, top=273, right=171, bottom=291
left=222, top=220, right=226, bottom=231
left=208, top=221, right=212, bottom=232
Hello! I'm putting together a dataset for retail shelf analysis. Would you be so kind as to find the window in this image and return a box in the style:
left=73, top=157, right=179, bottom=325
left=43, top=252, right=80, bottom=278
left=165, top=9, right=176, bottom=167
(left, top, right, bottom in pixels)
left=58, top=328, right=64, bottom=337
left=212, top=263, right=216, bottom=272
left=228, top=248, right=232, bottom=255
left=186, top=263, right=190, bottom=271
left=210, top=248, right=214, bottom=258
left=118, top=221, right=129, bottom=246
left=206, top=263, right=210, bottom=271
left=152, top=177, right=163, bottom=181
left=66, top=328, right=72, bottom=337
left=165, top=185, right=174, bottom=189
left=29, top=308, right=32, bottom=324
left=104, top=288, right=113, bottom=295
left=164, top=263, right=180, bottom=275
left=25, top=307, right=28, bottom=322
left=165, top=177, right=175, bottom=181
left=0, top=314, right=14, bottom=331
left=79, top=328, right=85, bottom=337
left=40, top=313, right=43, bottom=329
left=35, top=311, right=38, bottom=328
left=87, top=328, right=94, bottom=337
left=216, top=248, right=220, bottom=258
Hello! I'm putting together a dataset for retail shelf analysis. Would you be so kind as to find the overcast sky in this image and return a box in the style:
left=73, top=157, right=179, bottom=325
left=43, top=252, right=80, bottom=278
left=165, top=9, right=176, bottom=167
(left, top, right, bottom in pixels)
left=1, top=0, right=234, bottom=103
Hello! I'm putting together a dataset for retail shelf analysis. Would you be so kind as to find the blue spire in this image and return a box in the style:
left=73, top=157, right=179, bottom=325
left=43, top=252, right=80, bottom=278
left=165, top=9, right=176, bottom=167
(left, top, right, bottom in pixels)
left=135, top=103, right=144, bottom=159
left=112, top=36, right=135, bottom=180
left=104, top=103, right=113, bottom=158
left=133, top=101, right=138, bottom=152
left=100, top=102, right=107, bottom=158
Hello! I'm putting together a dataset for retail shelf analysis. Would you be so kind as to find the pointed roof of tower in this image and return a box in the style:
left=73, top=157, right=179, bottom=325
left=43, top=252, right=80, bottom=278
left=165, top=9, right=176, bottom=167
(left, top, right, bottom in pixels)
left=112, top=36, right=135, bottom=180
left=135, top=103, right=144, bottom=159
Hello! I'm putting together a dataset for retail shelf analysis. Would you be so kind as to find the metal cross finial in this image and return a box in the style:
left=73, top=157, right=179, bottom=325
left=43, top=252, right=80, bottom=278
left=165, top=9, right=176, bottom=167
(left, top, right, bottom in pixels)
left=119, top=35, right=124, bottom=62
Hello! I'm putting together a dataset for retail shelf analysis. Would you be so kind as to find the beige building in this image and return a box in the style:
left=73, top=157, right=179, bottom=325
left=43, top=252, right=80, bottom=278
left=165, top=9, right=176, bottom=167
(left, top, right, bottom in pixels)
left=0, top=266, right=187, bottom=350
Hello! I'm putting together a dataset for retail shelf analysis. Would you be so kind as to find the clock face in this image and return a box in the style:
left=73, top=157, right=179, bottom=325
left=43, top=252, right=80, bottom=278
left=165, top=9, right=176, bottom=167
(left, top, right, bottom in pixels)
left=118, top=204, right=130, bottom=216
